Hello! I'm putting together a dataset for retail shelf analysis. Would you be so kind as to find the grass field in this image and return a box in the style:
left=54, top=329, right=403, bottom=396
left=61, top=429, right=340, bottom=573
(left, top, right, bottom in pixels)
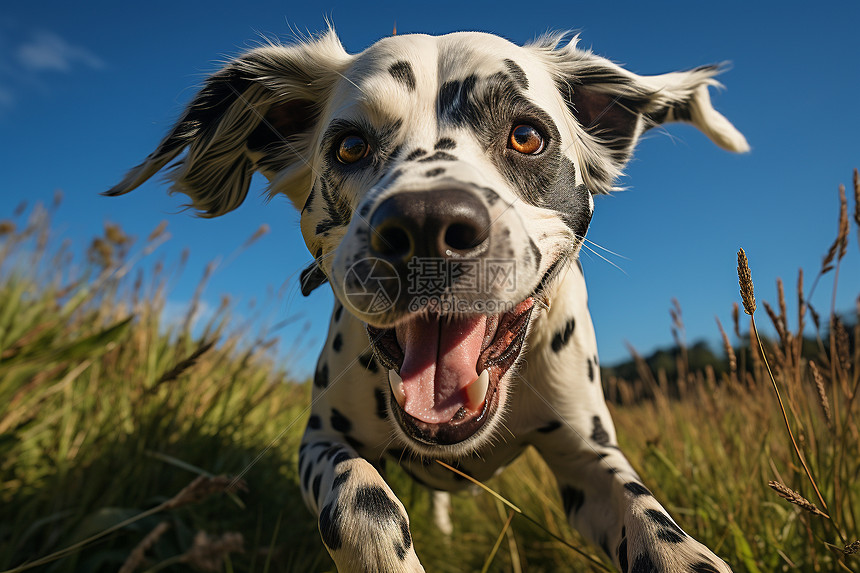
left=0, top=173, right=858, bottom=572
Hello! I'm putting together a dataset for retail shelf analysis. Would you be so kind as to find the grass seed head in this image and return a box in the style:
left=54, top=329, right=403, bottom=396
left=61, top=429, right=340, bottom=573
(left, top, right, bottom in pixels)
left=164, top=475, right=247, bottom=510
left=737, top=248, right=756, bottom=315
left=768, top=481, right=827, bottom=517
left=845, top=540, right=860, bottom=555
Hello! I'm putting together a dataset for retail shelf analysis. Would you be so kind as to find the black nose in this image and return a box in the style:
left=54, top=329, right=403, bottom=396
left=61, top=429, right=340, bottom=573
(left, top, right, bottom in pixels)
left=368, top=189, right=491, bottom=263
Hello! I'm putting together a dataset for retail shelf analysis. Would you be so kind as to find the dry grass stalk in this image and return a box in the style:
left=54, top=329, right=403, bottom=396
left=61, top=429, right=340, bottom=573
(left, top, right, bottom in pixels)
left=854, top=169, right=859, bottom=250
left=118, top=521, right=171, bottom=573
left=164, top=475, right=248, bottom=511
left=809, top=361, right=832, bottom=429
left=837, top=183, right=849, bottom=260
left=147, top=220, right=168, bottom=243
left=763, top=301, right=786, bottom=344
left=732, top=302, right=740, bottom=338
left=180, top=531, right=244, bottom=572
left=768, top=481, right=829, bottom=518
left=737, top=248, right=756, bottom=315
left=716, top=317, right=737, bottom=377
left=153, top=340, right=216, bottom=387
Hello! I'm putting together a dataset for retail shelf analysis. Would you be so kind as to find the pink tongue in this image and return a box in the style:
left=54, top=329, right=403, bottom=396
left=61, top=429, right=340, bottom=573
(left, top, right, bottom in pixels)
left=396, top=315, right=487, bottom=424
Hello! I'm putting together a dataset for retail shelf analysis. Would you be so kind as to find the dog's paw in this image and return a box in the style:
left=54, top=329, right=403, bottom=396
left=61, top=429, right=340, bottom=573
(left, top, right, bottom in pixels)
left=617, top=504, right=732, bottom=573
left=318, top=462, right=425, bottom=573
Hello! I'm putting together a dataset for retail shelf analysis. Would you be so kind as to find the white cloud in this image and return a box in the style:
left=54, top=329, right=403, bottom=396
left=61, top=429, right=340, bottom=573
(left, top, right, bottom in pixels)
left=16, top=31, right=104, bottom=73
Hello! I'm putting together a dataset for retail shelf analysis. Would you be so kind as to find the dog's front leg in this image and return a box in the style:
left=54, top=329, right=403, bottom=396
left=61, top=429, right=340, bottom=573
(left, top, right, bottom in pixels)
left=529, top=388, right=732, bottom=573
left=299, top=426, right=424, bottom=573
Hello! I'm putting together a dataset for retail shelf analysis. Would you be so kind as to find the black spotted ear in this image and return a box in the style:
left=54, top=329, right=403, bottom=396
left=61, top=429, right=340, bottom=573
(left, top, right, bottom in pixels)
left=535, top=36, right=748, bottom=191
left=105, top=30, right=352, bottom=217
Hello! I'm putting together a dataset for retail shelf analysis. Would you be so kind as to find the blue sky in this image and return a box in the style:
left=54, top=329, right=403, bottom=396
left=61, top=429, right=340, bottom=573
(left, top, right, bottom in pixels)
left=2, top=1, right=859, bottom=378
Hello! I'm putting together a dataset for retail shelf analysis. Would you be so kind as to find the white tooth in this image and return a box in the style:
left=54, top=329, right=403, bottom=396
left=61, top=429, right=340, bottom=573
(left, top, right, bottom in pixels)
left=466, top=368, right=490, bottom=408
left=388, top=369, right=405, bottom=406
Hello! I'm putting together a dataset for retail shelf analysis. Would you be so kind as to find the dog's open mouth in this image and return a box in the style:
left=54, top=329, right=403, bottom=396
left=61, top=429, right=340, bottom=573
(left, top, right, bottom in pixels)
left=367, top=298, right=535, bottom=445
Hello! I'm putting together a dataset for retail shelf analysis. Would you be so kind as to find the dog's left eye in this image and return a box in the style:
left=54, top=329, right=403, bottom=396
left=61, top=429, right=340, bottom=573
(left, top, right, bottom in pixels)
left=509, top=124, right=544, bottom=154
left=337, top=135, right=370, bottom=164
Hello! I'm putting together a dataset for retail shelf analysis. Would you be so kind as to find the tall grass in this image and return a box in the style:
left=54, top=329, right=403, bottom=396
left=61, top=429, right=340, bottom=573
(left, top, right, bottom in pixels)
left=0, top=170, right=857, bottom=572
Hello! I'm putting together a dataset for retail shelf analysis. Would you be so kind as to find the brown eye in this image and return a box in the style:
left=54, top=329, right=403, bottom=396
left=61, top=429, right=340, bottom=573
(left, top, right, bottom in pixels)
left=337, top=135, right=369, bottom=164
left=509, top=124, right=544, bottom=154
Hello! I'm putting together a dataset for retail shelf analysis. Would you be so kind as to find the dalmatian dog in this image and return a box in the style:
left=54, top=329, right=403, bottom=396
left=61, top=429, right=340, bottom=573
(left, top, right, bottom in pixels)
left=108, top=28, right=748, bottom=573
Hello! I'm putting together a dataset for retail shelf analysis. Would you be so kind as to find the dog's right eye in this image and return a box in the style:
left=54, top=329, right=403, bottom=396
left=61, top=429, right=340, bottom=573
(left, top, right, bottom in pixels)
left=509, top=124, right=544, bottom=155
left=336, top=135, right=370, bottom=164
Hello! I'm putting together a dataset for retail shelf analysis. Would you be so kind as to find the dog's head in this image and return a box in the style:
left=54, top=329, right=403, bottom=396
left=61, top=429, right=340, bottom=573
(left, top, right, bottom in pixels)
left=108, top=29, right=747, bottom=455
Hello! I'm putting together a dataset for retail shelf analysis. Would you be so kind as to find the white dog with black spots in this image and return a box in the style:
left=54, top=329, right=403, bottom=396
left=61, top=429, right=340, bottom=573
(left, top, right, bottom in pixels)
left=109, top=27, right=749, bottom=573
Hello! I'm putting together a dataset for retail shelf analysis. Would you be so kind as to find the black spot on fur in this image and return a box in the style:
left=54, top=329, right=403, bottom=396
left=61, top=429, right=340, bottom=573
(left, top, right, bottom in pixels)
left=331, top=409, right=351, bottom=433
left=588, top=358, right=595, bottom=381
left=405, top=149, right=427, bottom=161
left=425, top=167, right=446, bottom=178
left=562, top=486, right=585, bottom=515
left=331, top=448, right=353, bottom=466
left=645, top=509, right=685, bottom=543
left=388, top=60, right=416, bottom=91
left=690, top=562, right=721, bottom=573
left=312, top=474, right=322, bottom=502
left=591, top=416, right=610, bottom=446
left=599, top=535, right=610, bottom=559
left=395, top=515, right=412, bottom=559
left=308, top=414, right=322, bottom=430
left=503, top=58, right=529, bottom=90
left=537, top=420, right=561, bottom=433
left=355, top=485, right=399, bottom=519
left=332, top=468, right=352, bottom=489
left=618, top=537, right=628, bottom=573
left=624, top=482, right=652, bottom=497
left=314, top=363, right=328, bottom=388
left=333, top=303, right=343, bottom=322
left=344, top=434, right=364, bottom=451
left=359, top=353, right=379, bottom=373
left=301, top=461, right=313, bottom=492
left=631, top=553, right=657, bottom=573
left=332, top=333, right=343, bottom=352
left=319, top=501, right=343, bottom=550
left=551, top=318, right=576, bottom=352
left=374, top=388, right=387, bottom=420
left=434, top=137, right=456, bottom=150
left=417, top=151, right=457, bottom=163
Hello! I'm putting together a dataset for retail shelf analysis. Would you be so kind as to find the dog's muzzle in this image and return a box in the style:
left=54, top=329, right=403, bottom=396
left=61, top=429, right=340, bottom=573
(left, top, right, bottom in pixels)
left=361, top=187, right=535, bottom=446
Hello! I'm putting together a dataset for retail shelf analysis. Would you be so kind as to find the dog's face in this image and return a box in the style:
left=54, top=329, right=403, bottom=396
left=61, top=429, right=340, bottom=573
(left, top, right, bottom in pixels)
left=107, top=30, right=747, bottom=456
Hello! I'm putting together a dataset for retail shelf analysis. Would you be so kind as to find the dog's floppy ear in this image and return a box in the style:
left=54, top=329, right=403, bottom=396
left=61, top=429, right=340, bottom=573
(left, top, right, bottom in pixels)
left=539, top=36, right=748, bottom=192
left=105, top=30, right=352, bottom=216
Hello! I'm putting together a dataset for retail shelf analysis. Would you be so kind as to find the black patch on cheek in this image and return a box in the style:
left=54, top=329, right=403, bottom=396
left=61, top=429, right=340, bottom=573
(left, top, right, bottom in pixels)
left=541, top=157, right=593, bottom=237
left=503, top=58, right=529, bottom=90
left=388, top=60, right=416, bottom=91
